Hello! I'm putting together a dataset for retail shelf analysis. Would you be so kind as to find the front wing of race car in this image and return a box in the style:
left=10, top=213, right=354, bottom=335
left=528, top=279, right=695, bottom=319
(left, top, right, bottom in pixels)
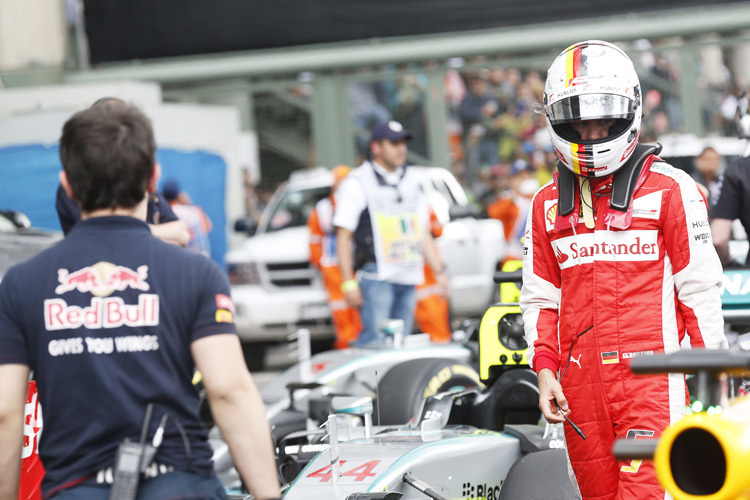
left=283, top=427, right=518, bottom=500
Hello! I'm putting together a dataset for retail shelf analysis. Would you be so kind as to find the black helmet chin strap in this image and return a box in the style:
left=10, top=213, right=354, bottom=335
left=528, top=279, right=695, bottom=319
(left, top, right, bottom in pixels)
left=557, top=142, right=662, bottom=218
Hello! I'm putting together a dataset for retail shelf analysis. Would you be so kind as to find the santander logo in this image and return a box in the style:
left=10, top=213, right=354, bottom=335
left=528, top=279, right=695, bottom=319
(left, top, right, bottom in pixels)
left=552, top=230, right=659, bottom=269
left=555, top=247, right=569, bottom=264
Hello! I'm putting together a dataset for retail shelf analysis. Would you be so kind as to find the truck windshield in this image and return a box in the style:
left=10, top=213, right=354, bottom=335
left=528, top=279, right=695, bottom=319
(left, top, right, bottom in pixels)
left=264, top=185, right=331, bottom=233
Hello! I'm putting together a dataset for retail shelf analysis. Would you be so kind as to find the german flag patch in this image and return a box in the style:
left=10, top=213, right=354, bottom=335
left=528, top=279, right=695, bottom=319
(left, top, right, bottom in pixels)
left=601, top=351, right=619, bottom=365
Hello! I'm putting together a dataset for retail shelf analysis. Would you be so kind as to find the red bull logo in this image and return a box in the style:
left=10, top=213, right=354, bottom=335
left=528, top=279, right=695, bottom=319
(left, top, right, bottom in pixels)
left=56, top=263, right=150, bottom=296
left=44, top=295, right=160, bottom=331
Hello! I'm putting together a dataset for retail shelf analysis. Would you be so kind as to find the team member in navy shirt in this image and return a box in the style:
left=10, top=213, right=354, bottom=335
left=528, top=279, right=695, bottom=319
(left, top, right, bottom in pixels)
left=0, top=104, right=280, bottom=500
left=54, top=96, right=189, bottom=248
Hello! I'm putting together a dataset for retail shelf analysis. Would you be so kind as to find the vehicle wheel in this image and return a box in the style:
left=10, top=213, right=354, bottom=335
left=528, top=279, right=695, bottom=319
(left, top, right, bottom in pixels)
left=375, top=358, right=482, bottom=425
left=242, top=341, right=267, bottom=372
left=500, top=449, right=580, bottom=500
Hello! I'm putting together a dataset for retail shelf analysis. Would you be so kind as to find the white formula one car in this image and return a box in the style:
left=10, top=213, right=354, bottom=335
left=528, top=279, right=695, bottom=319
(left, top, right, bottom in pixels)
left=212, top=331, right=485, bottom=490
left=216, top=270, right=580, bottom=499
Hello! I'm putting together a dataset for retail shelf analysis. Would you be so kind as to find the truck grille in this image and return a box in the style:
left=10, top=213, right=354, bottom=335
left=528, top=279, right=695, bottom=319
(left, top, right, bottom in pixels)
left=266, top=261, right=315, bottom=287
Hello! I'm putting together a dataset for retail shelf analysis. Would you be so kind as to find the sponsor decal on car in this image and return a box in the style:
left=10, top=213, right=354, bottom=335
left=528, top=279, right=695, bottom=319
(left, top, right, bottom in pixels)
left=549, top=439, right=566, bottom=449
left=722, top=271, right=750, bottom=297
left=305, top=460, right=380, bottom=483
left=422, top=364, right=482, bottom=398
left=462, top=481, right=502, bottom=500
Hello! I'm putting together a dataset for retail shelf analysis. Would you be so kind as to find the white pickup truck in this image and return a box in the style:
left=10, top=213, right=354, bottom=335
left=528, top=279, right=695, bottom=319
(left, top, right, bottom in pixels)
left=226, top=167, right=506, bottom=366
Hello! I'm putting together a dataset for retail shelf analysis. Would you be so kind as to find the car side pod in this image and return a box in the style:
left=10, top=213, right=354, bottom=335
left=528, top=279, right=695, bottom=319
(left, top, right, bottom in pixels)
left=612, top=349, right=750, bottom=500
left=478, top=304, right=528, bottom=381
left=479, top=267, right=528, bottom=384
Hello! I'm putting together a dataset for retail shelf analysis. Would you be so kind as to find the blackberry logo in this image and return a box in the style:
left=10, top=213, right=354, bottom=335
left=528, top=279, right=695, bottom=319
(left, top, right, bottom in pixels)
left=461, top=481, right=501, bottom=499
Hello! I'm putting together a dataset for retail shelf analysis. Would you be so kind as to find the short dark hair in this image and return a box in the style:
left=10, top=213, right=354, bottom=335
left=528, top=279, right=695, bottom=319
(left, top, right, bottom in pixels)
left=90, top=96, right=126, bottom=110
left=59, top=104, right=156, bottom=212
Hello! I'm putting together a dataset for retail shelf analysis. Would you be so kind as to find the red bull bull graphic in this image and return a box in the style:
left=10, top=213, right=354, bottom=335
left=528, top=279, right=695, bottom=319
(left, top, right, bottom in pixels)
left=55, top=264, right=150, bottom=296
left=105, top=266, right=150, bottom=292
left=55, top=268, right=101, bottom=294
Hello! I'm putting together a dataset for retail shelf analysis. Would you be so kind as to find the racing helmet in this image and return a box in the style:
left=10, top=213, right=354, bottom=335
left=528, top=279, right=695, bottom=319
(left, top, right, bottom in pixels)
left=544, top=40, right=642, bottom=178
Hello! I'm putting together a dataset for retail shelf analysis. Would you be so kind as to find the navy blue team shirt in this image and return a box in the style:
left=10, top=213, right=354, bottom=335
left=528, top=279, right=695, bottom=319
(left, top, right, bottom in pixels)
left=0, top=216, right=236, bottom=497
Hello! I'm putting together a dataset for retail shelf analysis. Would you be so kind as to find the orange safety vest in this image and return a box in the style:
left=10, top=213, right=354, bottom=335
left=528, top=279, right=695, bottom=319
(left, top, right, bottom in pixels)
left=308, top=197, right=362, bottom=349
left=415, top=210, right=450, bottom=342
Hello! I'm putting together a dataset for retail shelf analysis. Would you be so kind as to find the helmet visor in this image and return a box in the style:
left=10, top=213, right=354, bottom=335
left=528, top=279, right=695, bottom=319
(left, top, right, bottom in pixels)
left=548, top=94, right=636, bottom=125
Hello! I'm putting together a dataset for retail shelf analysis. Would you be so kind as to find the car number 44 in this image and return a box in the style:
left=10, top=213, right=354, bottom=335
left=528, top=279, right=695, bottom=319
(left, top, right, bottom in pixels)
left=306, top=460, right=380, bottom=482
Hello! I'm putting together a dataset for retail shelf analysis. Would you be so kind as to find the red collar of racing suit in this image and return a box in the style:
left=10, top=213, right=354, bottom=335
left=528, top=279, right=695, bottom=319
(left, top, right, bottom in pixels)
left=553, top=149, right=661, bottom=231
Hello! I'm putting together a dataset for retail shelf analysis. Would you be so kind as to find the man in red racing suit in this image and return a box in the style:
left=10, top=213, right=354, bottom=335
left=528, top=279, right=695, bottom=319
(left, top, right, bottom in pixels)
left=521, top=40, right=727, bottom=500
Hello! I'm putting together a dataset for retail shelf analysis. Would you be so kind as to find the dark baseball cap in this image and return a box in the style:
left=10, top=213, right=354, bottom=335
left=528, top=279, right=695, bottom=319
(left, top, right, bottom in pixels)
left=162, top=179, right=180, bottom=201
left=371, top=121, right=412, bottom=142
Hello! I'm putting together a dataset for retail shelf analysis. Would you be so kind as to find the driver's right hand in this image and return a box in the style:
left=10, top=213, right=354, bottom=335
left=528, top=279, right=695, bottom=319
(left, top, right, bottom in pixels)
left=537, top=368, right=569, bottom=424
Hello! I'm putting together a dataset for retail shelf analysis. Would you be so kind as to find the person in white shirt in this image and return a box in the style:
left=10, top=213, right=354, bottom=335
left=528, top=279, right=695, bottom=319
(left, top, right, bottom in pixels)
left=333, top=121, right=448, bottom=346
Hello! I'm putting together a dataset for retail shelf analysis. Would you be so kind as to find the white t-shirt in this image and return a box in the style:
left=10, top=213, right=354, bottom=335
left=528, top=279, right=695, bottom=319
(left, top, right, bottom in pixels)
left=333, top=161, right=406, bottom=231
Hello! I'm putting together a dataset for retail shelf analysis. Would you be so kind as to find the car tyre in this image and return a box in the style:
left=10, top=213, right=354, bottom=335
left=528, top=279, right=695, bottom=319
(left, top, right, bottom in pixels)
left=499, top=449, right=580, bottom=499
left=375, top=358, right=482, bottom=425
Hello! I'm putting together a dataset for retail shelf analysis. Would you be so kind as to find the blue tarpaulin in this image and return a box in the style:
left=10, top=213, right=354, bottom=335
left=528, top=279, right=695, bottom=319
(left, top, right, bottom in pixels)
left=0, top=144, right=229, bottom=268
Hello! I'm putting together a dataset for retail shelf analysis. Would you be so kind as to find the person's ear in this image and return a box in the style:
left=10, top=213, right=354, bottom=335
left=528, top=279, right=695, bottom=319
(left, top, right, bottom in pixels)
left=148, top=163, right=161, bottom=193
left=59, top=171, right=76, bottom=200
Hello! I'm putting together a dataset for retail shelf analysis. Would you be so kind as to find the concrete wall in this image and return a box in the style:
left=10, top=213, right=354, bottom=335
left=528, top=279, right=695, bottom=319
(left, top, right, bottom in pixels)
left=0, top=0, right=67, bottom=71
left=0, top=81, right=162, bottom=117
